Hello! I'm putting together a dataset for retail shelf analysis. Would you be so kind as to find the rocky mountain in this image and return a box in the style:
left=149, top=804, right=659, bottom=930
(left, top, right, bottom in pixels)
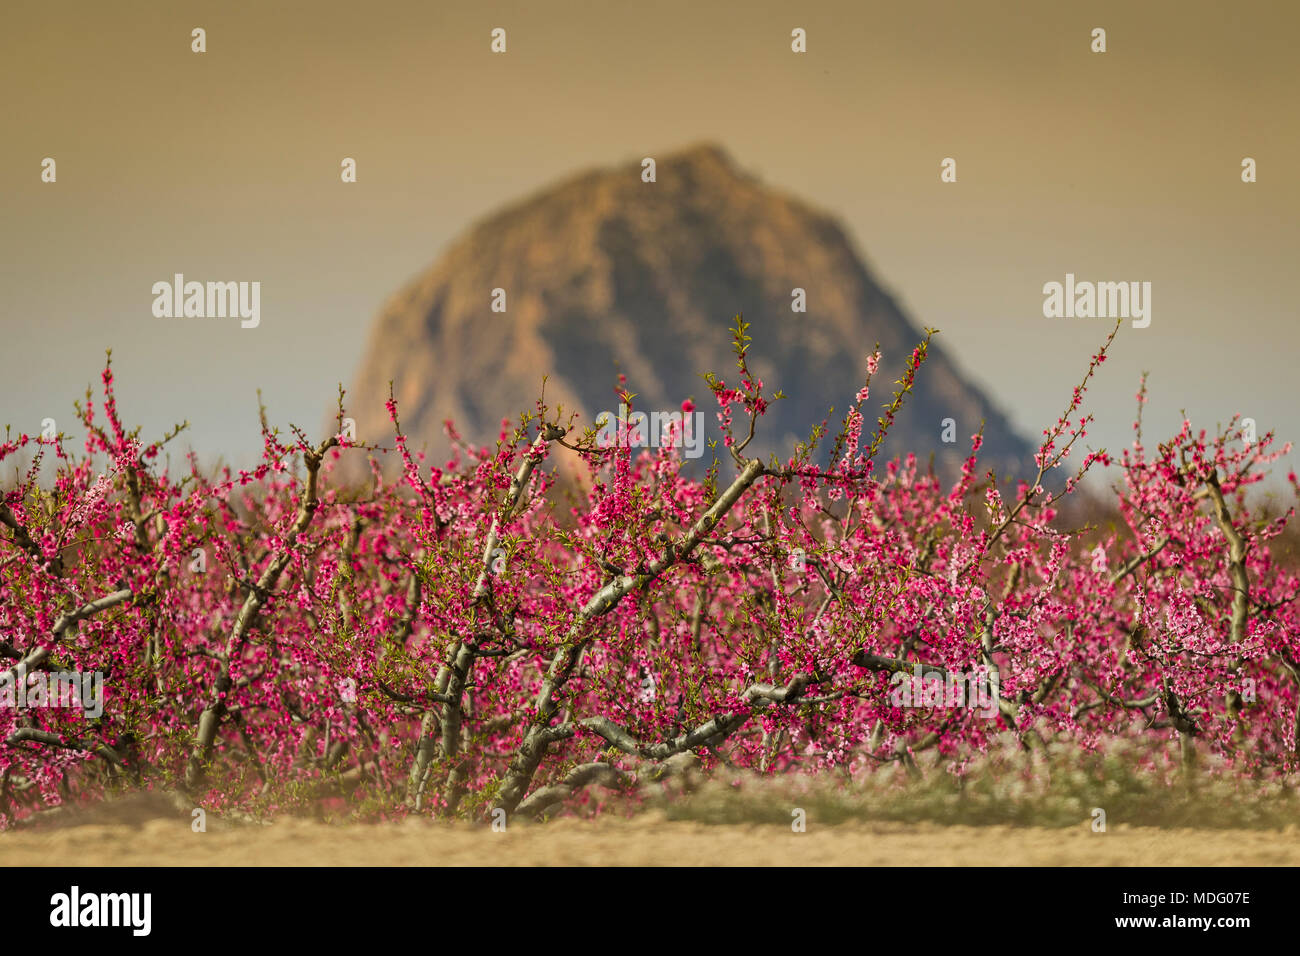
left=341, top=144, right=1033, bottom=485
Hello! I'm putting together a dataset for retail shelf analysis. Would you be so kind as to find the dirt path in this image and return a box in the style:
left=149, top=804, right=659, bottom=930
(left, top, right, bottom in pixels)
left=2, top=813, right=1296, bottom=866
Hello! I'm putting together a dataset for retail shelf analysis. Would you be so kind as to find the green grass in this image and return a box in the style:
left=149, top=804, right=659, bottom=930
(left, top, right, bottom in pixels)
left=644, top=735, right=1300, bottom=830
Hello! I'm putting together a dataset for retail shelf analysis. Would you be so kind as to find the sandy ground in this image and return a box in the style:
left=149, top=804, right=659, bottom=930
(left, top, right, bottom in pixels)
left=1, top=811, right=1297, bottom=865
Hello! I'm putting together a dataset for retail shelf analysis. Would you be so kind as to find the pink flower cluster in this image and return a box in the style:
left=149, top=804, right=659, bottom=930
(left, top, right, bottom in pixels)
left=0, top=323, right=1296, bottom=825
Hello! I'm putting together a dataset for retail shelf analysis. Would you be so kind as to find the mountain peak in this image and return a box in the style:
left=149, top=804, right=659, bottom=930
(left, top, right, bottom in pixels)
left=659, top=141, right=738, bottom=170
left=341, top=148, right=1032, bottom=483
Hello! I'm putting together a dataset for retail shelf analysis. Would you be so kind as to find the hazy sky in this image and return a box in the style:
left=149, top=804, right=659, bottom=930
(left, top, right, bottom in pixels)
left=3, top=0, right=1297, bottom=488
